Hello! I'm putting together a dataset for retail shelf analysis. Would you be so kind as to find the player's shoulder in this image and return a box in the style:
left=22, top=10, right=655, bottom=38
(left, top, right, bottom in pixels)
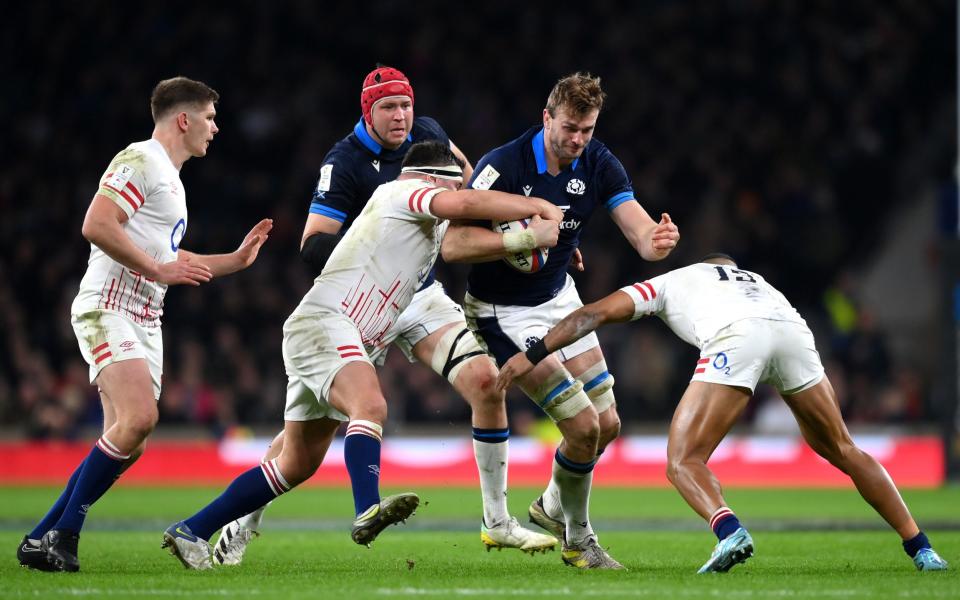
left=411, top=116, right=449, bottom=142
left=108, top=139, right=159, bottom=168
left=583, top=136, right=620, bottom=167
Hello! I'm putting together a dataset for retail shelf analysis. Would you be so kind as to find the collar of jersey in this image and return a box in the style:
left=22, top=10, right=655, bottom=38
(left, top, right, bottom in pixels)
left=354, top=118, right=414, bottom=156
left=532, top=128, right=579, bottom=175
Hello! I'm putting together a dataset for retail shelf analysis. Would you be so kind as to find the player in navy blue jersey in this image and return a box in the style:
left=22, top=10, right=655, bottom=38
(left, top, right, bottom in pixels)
left=450, top=73, right=680, bottom=569
left=210, top=67, right=560, bottom=565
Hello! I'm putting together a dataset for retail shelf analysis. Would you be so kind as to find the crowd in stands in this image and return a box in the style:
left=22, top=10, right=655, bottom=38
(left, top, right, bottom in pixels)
left=1, top=0, right=952, bottom=438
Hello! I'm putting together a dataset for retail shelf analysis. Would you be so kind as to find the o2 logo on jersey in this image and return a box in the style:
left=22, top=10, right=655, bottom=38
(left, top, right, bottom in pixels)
left=566, top=179, right=586, bottom=195
left=170, top=218, right=187, bottom=252
left=713, top=352, right=731, bottom=375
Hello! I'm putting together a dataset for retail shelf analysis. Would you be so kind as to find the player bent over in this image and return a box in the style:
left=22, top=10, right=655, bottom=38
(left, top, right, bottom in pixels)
left=162, top=141, right=565, bottom=569
left=497, top=254, right=949, bottom=573
left=213, top=66, right=559, bottom=566
left=17, top=77, right=272, bottom=573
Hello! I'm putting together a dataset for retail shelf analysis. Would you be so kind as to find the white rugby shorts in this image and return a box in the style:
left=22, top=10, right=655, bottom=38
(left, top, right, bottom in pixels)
left=464, top=275, right=600, bottom=366
left=691, top=318, right=825, bottom=394
left=71, top=309, right=163, bottom=400
left=282, top=311, right=372, bottom=422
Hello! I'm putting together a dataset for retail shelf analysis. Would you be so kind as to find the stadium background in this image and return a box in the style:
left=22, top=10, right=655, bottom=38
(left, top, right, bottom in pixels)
left=1, top=0, right=958, bottom=486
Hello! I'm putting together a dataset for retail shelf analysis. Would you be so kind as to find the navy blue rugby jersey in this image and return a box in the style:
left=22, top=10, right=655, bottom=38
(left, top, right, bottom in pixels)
left=308, top=116, right=449, bottom=288
left=466, top=127, right=636, bottom=306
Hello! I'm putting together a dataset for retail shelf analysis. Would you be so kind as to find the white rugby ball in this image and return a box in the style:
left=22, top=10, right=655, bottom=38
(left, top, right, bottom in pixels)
left=492, top=219, right=549, bottom=273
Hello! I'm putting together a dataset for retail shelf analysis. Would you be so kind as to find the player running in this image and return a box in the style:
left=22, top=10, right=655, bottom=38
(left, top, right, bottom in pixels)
left=211, top=66, right=559, bottom=566
left=496, top=254, right=949, bottom=573
left=451, top=72, right=679, bottom=569
left=162, top=141, right=565, bottom=570
left=17, top=77, right=273, bottom=572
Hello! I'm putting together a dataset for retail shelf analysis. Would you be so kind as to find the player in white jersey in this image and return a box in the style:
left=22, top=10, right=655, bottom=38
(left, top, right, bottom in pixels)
left=161, top=141, right=565, bottom=570
left=496, top=254, right=949, bottom=573
left=18, top=77, right=273, bottom=573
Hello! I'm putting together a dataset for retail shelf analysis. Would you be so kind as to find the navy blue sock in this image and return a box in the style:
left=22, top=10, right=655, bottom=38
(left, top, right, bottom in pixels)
left=53, top=438, right=129, bottom=534
left=185, top=459, right=289, bottom=541
left=710, top=507, right=742, bottom=541
left=344, top=421, right=383, bottom=516
left=472, top=427, right=509, bottom=443
left=29, top=457, right=87, bottom=540
left=903, top=531, right=930, bottom=558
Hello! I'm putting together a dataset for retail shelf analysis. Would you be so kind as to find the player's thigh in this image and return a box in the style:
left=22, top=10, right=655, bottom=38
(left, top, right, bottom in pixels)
left=327, top=361, right=385, bottom=419
left=73, top=309, right=163, bottom=401
left=282, top=312, right=375, bottom=422
left=667, top=381, right=750, bottom=462
left=781, top=376, right=853, bottom=456
left=94, top=359, right=157, bottom=424
left=412, top=323, right=498, bottom=401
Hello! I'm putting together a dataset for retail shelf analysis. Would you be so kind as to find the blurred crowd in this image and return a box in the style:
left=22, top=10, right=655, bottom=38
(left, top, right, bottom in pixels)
left=0, top=0, right=954, bottom=439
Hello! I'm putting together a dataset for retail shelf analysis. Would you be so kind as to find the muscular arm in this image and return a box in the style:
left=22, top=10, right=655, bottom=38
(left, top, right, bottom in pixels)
left=179, top=218, right=273, bottom=277
left=298, top=213, right=344, bottom=273
left=430, top=189, right=563, bottom=222
left=441, top=216, right=560, bottom=264
left=610, top=202, right=679, bottom=261
left=82, top=194, right=212, bottom=285
left=496, top=290, right=636, bottom=391
left=542, top=290, right=636, bottom=352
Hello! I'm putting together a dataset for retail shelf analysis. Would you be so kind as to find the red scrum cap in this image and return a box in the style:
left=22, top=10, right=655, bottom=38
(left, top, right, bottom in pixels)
left=361, top=66, right=414, bottom=125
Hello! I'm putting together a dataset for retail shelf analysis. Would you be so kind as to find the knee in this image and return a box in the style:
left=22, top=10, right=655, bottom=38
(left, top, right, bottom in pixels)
left=565, top=410, right=600, bottom=449
left=598, top=413, right=621, bottom=450
left=462, top=370, right=502, bottom=411
left=351, top=396, right=388, bottom=424
left=119, top=409, right=158, bottom=441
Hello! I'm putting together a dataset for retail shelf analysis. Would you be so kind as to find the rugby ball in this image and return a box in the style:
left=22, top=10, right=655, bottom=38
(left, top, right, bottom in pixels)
left=492, top=219, right=549, bottom=273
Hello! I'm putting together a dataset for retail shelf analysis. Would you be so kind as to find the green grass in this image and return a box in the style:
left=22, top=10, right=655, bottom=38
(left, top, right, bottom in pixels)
left=3, top=486, right=959, bottom=599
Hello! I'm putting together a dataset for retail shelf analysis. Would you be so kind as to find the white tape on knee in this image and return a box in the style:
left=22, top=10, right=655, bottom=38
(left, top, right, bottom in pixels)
left=578, top=363, right=616, bottom=412
left=532, top=370, right=591, bottom=422
left=430, top=326, right=490, bottom=384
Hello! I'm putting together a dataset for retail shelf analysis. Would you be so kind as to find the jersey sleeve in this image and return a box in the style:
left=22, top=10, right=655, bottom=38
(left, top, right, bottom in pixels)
left=468, top=150, right=511, bottom=193
left=413, top=116, right=450, bottom=146
left=98, top=151, right=148, bottom=218
left=619, top=274, right=667, bottom=320
left=391, top=183, right=446, bottom=220
left=309, top=149, right=358, bottom=223
left=596, top=148, right=636, bottom=212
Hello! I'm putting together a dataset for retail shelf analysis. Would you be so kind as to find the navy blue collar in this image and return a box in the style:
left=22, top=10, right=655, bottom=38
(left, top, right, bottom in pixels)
left=532, top=128, right=579, bottom=175
left=354, top=118, right=413, bottom=155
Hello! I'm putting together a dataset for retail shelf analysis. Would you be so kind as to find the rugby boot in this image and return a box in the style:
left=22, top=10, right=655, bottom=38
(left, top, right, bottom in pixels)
left=162, top=521, right=213, bottom=570
left=351, top=492, right=419, bottom=546
left=481, top=516, right=558, bottom=554
left=17, top=535, right=57, bottom=571
left=697, top=527, right=754, bottom=574
left=561, top=536, right=624, bottom=569
left=913, top=548, right=948, bottom=571
left=213, top=520, right=259, bottom=566
left=41, top=529, right=80, bottom=572
left=528, top=495, right=565, bottom=539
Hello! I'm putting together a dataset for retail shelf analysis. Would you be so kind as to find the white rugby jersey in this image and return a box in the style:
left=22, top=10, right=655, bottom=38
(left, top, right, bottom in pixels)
left=292, top=178, right=448, bottom=347
left=72, top=139, right=187, bottom=327
left=620, top=263, right=807, bottom=348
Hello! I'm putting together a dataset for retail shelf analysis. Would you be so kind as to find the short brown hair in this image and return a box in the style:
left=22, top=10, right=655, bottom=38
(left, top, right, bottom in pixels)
left=545, top=72, right=606, bottom=118
left=150, top=77, right=220, bottom=122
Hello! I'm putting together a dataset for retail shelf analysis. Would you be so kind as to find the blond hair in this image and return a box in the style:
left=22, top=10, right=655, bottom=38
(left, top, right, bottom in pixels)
left=545, top=72, right=606, bottom=117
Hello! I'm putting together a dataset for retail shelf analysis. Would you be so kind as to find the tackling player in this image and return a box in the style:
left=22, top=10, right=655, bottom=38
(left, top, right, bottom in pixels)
left=161, top=141, right=565, bottom=570
left=450, top=72, right=679, bottom=569
left=211, top=66, right=559, bottom=565
left=496, top=254, right=949, bottom=573
left=17, top=77, right=272, bottom=572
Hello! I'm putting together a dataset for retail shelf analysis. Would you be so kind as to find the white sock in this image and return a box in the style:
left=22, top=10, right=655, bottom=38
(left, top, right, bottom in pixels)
left=541, top=477, right=563, bottom=520
left=473, top=439, right=509, bottom=527
left=237, top=501, right=271, bottom=532
left=553, top=457, right=595, bottom=545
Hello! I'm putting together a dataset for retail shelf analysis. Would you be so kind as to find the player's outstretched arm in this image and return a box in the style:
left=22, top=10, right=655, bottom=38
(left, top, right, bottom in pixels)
left=178, top=218, right=273, bottom=277
left=441, top=216, right=559, bottom=264
left=82, top=194, right=212, bottom=286
left=611, top=202, right=679, bottom=261
left=431, top=189, right=564, bottom=222
left=496, top=290, right=636, bottom=392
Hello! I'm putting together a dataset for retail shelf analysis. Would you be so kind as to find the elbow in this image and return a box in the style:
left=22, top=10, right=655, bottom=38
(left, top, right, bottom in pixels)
left=440, top=239, right=464, bottom=263
left=81, top=219, right=101, bottom=245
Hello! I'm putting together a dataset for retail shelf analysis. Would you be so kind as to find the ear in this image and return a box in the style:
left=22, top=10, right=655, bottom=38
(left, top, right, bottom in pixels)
left=542, top=108, right=551, bottom=129
left=176, top=112, right=189, bottom=132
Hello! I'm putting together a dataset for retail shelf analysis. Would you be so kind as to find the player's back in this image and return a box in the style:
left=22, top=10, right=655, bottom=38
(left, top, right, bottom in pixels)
left=647, top=263, right=807, bottom=348
left=72, top=139, right=187, bottom=327
left=292, top=179, right=449, bottom=345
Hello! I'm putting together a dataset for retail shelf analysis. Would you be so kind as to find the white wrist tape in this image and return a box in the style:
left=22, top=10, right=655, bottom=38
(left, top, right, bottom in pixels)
left=503, top=230, right=538, bottom=253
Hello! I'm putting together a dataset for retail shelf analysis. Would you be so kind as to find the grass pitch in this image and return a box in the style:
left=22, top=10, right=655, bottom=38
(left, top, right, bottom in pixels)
left=2, top=486, right=958, bottom=599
